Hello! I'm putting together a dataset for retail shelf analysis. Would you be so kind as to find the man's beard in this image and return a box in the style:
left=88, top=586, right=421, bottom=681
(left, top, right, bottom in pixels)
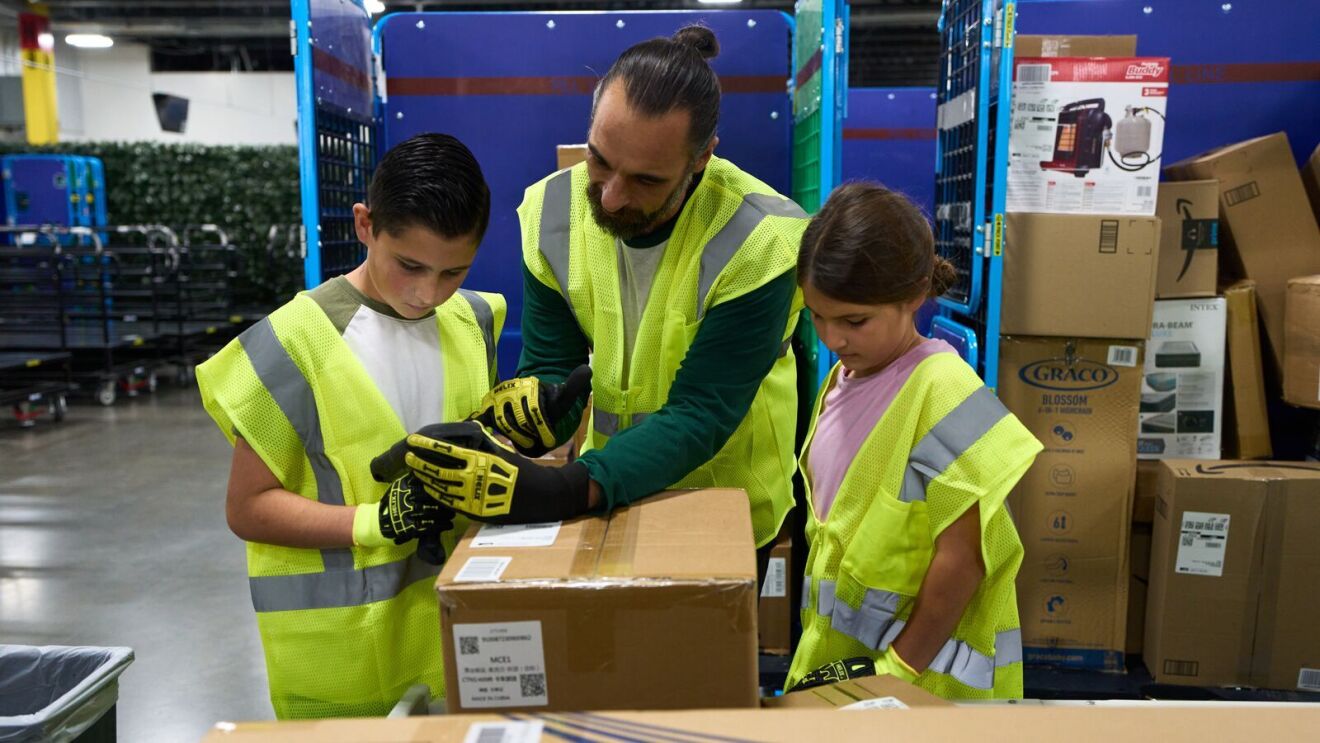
left=587, top=170, right=693, bottom=241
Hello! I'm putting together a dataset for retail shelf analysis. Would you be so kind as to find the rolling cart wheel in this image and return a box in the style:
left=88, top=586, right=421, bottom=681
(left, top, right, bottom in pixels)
left=52, top=395, right=68, bottom=422
left=148, top=372, right=159, bottom=393
left=97, top=382, right=117, bottom=407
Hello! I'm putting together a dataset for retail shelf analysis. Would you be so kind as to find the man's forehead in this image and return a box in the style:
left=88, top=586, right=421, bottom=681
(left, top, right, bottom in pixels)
left=589, top=86, right=691, bottom=176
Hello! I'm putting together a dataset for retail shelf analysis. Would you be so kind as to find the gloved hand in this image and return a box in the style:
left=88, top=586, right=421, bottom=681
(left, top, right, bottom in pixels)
left=370, top=421, right=591, bottom=524
left=352, top=475, right=456, bottom=566
left=470, top=365, right=592, bottom=457
left=788, top=648, right=918, bottom=692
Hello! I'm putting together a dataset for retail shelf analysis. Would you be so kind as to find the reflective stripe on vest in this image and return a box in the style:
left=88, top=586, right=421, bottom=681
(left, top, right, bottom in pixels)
left=456, top=289, right=496, bottom=374
left=239, top=317, right=351, bottom=571
left=696, top=193, right=807, bottom=319
left=590, top=339, right=792, bottom=439
left=236, top=317, right=440, bottom=611
left=249, top=550, right=439, bottom=613
left=806, top=577, right=1022, bottom=690
left=899, top=386, right=1009, bottom=503
left=538, top=169, right=574, bottom=306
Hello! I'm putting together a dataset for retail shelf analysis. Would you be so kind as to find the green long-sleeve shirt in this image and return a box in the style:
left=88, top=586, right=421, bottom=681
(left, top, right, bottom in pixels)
left=517, top=262, right=797, bottom=511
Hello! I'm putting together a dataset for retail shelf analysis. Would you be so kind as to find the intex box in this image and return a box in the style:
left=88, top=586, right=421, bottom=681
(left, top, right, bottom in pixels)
left=999, top=336, right=1144, bottom=671
left=1146, top=461, right=1320, bottom=691
left=436, top=489, right=759, bottom=713
left=1139, top=298, right=1226, bottom=459
left=1008, top=57, right=1170, bottom=216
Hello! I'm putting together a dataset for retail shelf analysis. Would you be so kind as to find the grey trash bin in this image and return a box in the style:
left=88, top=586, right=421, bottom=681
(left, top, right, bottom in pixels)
left=0, top=645, right=134, bottom=743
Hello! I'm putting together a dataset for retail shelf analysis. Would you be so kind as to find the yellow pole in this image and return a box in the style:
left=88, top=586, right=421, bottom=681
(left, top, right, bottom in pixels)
left=19, top=4, right=59, bottom=144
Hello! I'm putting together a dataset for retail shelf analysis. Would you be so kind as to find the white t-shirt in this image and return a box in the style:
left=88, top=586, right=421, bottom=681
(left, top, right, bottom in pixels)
left=617, top=237, right=668, bottom=382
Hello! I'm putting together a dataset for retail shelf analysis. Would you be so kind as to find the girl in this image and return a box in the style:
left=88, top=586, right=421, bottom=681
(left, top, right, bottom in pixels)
left=785, top=182, right=1042, bottom=700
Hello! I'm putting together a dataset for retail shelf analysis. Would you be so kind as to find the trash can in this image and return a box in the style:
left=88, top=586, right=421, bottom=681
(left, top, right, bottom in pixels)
left=0, top=645, right=134, bottom=743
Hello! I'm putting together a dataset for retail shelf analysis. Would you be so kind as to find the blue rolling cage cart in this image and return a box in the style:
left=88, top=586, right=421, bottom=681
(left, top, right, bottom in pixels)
left=293, top=1, right=849, bottom=383
left=931, top=0, right=1015, bottom=392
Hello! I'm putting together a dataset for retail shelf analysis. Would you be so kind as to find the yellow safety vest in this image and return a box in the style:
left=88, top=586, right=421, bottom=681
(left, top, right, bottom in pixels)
left=788, top=353, right=1042, bottom=699
left=196, top=288, right=504, bottom=719
left=518, top=156, right=806, bottom=547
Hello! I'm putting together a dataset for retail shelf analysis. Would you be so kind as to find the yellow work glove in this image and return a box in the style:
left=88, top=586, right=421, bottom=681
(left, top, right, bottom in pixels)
left=788, top=648, right=918, bottom=692
left=351, top=476, right=455, bottom=565
left=370, top=421, right=591, bottom=524
left=471, top=365, right=592, bottom=457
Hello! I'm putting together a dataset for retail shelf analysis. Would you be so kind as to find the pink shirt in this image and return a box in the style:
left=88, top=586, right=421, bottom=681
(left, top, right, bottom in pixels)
left=807, top=338, right=958, bottom=521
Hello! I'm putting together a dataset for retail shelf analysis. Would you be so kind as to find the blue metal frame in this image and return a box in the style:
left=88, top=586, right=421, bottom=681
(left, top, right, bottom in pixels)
left=930, top=314, right=980, bottom=371
left=1, top=154, right=80, bottom=235
left=291, top=0, right=322, bottom=289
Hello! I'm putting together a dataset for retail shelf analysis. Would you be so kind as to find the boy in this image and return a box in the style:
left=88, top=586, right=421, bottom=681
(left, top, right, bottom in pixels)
left=197, top=133, right=504, bottom=719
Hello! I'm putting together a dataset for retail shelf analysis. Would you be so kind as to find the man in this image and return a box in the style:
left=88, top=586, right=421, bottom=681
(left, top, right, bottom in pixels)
left=377, top=26, right=807, bottom=572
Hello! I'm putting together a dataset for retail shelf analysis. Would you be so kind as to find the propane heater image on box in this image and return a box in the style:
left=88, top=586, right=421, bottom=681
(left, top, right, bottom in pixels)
left=1040, top=99, right=1163, bottom=177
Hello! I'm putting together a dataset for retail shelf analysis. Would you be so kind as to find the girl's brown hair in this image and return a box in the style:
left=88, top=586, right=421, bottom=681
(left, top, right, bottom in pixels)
left=797, top=181, right=956, bottom=304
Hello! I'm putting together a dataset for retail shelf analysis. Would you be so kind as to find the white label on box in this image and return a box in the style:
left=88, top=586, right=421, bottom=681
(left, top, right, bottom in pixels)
left=761, top=557, right=787, bottom=598
left=472, top=522, right=562, bottom=549
left=841, top=697, right=910, bottom=710
left=454, top=556, right=512, bottom=583
left=453, top=621, right=549, bottom=709
left=1175, top=511, right=1230, bottom=577
left=1108, top=345, right=1139, bottom=367
left=1298, top=668, right=1320, bottom=692
left=463, top=721, right=545, bottom=743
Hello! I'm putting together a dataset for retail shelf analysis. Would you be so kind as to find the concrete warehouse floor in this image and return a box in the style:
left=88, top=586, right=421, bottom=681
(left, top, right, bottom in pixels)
left=1, top=385, right=270, bottom=742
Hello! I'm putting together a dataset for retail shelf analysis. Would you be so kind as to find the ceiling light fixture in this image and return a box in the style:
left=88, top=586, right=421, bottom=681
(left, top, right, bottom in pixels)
left=697, top=0, right=744, bottom=4
left=365, top=0, right=387, bottom=13
left=65, top=34, right=114, bottom=49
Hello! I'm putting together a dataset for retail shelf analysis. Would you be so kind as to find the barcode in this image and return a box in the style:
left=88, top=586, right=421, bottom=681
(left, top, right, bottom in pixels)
left=1137, top=186, right=1153, bottom=197
left=520, top=672, right=547, bottom=698
left=1098, top=219, right=1120, bottom=253
left=1224, top=181, right=1260, bottom=207
left=460, top=636, right=480, bottom=655
left=1182, top=534, right=1194, bottom=547
left=1298, top=668, right=1320, bottom=691
left=454, top=556, right=511, bottom=583
left=1108, top=346, right=1138, bottom=367
left=1018, top=64, right=1052, bottom=82
left=762, top=557, right=787, bottom=598
left=1164, top=659, right=1199, bottom=677
left=463, top=722, right=543, bottom=743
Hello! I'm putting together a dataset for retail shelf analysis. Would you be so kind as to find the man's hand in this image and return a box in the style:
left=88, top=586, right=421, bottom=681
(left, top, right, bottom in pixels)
left=470, top=365, right=592, bottom=456
left=370, top=421, right=591, bottom=524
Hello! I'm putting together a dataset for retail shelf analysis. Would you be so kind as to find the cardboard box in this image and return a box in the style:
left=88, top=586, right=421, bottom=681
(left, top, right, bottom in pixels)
left=1284, top=275, right=1320, bottom=410
left=1008, top=58, right=1170, bottom=216
left=1154, top=181, right=1220, bottom=298
left=435, top=490, right=759, bottom=713
left=1014, top=35, right=1137, bottom=58
left=1127, top=521, right=1153, bottom=657
left=200, top=706, right=1320, bottom=743
left=758, top=531, right=793, bottom=656
left=1302, top=143, right=1320, bottom=227
left=1001, top=214, right=1159, bottom=339
left=1146, top=460, right=1320, bottom=690
left=557, top=144, right=588, bottom=170
left=1138, top=298, right=1227, bottom=459
left=1165, top=132, right=1320, bottom=373
left=1222, top=281, right=1273, bottom=458
left=764, top=675, right=951, bottom=709
left=999, top=336, right=1144, bottom=671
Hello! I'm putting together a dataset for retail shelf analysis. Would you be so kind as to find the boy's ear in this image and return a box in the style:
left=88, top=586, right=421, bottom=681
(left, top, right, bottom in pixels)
left=352, top=203, right=373, bottom=246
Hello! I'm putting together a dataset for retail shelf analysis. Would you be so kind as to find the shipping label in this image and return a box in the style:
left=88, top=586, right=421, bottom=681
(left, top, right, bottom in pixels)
left=1174, top=511, right=1230, bottom=577
left=453, top=621, right=550, bottom=709
left=761, top=557, right=787, bottom=598
left=472, top=522, right=562, bottom=549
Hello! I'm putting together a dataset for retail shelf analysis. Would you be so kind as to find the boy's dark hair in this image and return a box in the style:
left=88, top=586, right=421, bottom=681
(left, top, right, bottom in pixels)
left=367, top=132, right=490, bottom=242
left=798, top=181, right=957, bottom=304
left=593, top=24, right=721, bottom=157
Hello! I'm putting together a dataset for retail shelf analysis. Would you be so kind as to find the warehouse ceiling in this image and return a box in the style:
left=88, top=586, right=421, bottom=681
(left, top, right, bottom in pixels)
left=1, top=0, right=940, bottom=85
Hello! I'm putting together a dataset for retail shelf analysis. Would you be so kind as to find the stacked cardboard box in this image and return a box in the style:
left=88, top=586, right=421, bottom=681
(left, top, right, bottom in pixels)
left=999, top=35, right=1157, bottom=673
left=1145, top=461, right=1320, bottom=690
left=758, top=531, right=793, bottom=656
